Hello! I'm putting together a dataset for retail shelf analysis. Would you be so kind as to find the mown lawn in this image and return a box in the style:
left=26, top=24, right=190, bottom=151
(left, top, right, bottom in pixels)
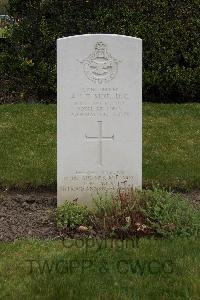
left=0, top=103, right=200, bottom=299
left=0, top=103, right=199, bottom=190
left=0, top=238, right=200, bottom=299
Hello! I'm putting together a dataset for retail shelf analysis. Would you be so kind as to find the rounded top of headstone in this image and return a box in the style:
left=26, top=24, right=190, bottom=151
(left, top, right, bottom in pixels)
left=57, top=33, right=142, bottom=42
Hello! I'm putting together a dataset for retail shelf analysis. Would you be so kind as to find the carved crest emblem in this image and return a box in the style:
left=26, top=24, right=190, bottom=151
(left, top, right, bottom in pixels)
left=79, top=42, right=120, bottom=84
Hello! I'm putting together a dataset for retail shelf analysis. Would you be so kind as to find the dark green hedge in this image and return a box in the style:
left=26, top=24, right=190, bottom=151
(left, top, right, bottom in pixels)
left=1, top=0, right=200, bottom=103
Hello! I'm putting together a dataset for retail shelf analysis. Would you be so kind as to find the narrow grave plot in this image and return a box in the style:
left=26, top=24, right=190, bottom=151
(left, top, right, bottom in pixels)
left=0, top=191, right=199, bottom=242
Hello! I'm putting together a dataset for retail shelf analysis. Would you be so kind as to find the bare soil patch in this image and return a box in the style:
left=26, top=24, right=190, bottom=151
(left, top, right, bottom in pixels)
left=182, top=191, right=200, bottom=208
left=0, top=191, right=57, bottom=242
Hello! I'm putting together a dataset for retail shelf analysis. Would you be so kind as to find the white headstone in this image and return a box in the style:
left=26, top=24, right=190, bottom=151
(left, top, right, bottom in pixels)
left=57, top=34, right=142, bottom=206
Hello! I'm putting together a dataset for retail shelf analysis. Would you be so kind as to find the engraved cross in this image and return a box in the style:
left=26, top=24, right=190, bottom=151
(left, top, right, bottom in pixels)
left=85, top=121, right=114, bottom=167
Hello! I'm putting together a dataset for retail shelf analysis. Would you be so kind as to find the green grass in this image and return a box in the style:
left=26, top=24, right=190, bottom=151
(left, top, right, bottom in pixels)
left=0, top=103, right=199, bottom=190
left=0, top=104, right=56, bottom=189
left=143, top=104, right=200, bottom=190
left=0, top=238, right=200, bottom=299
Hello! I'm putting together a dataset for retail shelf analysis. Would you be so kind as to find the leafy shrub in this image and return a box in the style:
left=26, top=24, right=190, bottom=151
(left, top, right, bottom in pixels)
left=1, top=0, right=199, bottom=103
left=56, top=200, right=89, bottom=229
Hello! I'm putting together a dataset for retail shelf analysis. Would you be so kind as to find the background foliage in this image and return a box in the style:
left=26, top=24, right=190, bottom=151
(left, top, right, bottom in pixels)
left=1, top=0, right=199, bottom=103
left=0, top=0, right=8, bottom=14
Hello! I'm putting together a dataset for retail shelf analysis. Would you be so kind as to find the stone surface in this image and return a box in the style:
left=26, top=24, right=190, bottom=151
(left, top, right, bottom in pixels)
left=57, top=34, right=142, bottom=205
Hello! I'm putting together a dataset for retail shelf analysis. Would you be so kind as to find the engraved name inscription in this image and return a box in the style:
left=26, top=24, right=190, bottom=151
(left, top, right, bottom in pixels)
left=70, top=87, right=130, bottom=118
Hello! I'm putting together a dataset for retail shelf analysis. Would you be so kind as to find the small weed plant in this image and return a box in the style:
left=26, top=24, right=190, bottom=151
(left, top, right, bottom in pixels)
left=56, top=201, right=89, bottom=230
left=139, top=188, right=200, bottom=237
